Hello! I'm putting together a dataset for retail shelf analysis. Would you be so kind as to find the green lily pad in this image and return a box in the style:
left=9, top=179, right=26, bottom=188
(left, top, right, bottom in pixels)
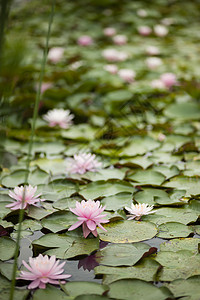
left=0, top=237, right=16, bottom=261
left=157, top=222, right=193, bottom=239
left=32, top=232, right=99, bottom=259
left=120, top=137, right=160, bottom=157
left=82, top=168, right=126, bottom=181
left=163, top=176, right=200, bottom=197
left=95, top=243, right=150, bottom=266
left=97, top=220, right=157, bottom=243
left=0, top=275, right=29, bottom=300
left=41, top=211, right=78, bottom=233
left=31, top=158, right=67, bottom=175
left=101, top=192, right=133, bottom=211
left=143, top=206, right=199, bottom=225
left=61, top=124, right=97, bottom=141
left=166, top=276, right=200, bottom=300
left=33, top=285, right=71, bottom=300
left=80, top=180, right=135, bottom=199
left=108, top=279, right=172, bottom=300
left=127, top=170, right=165, bottom=186
left=95, top=258, right=160, bottom=284
left=164, top=102, right=200, bottom=120
left=62, top=282, right=108, bottom=297
left=160, top=238, right=200, bottom=253
left=156, top=250, right=200, bottom=281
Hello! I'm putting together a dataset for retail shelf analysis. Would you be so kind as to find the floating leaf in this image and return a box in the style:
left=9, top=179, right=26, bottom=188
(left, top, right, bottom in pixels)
left=156, top=250, right=200, bottom=281
left=127, top=170, right=165, bottom=186
left=101, top=192, right=133, bottom=211
left=108, top=279, right=172, bottom=300
left=0, top=237, right=16, bottom=261
left=97, top=220, right=157, bottom=243
left=62, top=282, right=108, bottom=297
left=157, top=222, right=193, bottom=239
left=166, top=276, right=200, bottom=300
left=95, top=258, right=160, bottom=284
left=95, top=243, right=150, bottom=266
left=80, top=180, right=135, bottom=199
left=32, top=232, right=99, bottom=259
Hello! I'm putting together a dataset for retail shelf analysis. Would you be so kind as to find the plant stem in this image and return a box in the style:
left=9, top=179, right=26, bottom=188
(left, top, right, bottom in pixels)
left=9, top=1, right=55, bottom=299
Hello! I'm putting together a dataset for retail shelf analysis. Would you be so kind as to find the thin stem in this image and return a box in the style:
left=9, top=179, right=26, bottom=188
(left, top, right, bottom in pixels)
left=9, top=1, right=55, bottom=299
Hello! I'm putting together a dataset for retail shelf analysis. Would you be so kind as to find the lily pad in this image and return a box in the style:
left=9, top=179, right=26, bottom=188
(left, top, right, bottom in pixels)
left=156, top=250, right=200, bottom=281
left=41, top=211, right=78, bottom=233
left=0, top=237, right=16, bottom=261
left=32, top=232, right=99, bottom=259
left=127, top=170, right=165, bottom=186
left=80, top=180, right=135, bottom=199
left=166, top=276, right=200, bottom=300
left=97, top=220, right=157, bottom=243
left=108, top=279, right=172, bottom=300
left=95, top=258, right=160, bottom=284
left=62, top=282, right=108, bottom=297
left=157, top=222, right=193, bottom=239
left=95, top=243, right=150, bottom=266
left=101, top=192, right=133, bottom=211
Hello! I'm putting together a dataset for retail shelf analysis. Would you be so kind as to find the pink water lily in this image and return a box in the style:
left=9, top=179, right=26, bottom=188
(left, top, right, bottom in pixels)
left=125, top=203, right=156, bottom=221
left=48, top=47, right=64, bottom=63
left=18, top=254, right=71, bottom=289
left=67, top=153, right=102, bottom=175
left=68, top=199, right=109, bottom=238
left=103, top=27, right=116, bottom=37
left=77, top=35, right=93, bottom=46
left=138, top=26, right=152, bottom=36
left=113, top=34, right=127, bottom=45
left=6, top=185, right=45, bottom=210
left=118, top=69, right=136, bottom=83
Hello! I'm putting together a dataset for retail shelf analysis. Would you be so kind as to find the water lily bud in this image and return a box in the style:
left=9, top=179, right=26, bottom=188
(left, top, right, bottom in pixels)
left=138, top=26, right=152, bottom=36
left=154, top=24, right=168, bottom=37
left=77, top=35, right=93, bottom=46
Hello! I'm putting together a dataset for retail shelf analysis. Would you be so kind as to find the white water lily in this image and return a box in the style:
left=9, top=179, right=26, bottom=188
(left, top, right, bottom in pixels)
left=43, top=108, right=74, bottom=129
left=125, top=203, right=156, bottom=220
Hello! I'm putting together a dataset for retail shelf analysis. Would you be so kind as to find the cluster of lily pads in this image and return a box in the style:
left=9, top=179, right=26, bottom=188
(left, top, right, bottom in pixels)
left=1, top=0, right=200, bottom=299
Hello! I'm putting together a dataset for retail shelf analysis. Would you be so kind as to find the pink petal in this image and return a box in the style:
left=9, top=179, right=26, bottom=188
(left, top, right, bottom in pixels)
left=86, top=220, right=96, bottom=231
left=82, top=222, right=91, bottom=238
left=68, top=220, right=83, bottom=231
left=28, top=279, right=41, bottom=289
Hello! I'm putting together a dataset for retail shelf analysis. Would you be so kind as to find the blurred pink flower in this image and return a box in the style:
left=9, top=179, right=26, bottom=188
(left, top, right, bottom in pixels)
left=36, top=82, right=52, bottom=94
left=137, top=9, right=147, bottom=17
left=103, top=27, right=116, bottom=37
left=43, top=108, right=74, bottom=129
left=77, top=35, right=93, bottom=46
left=161, top=18, right=174, bottom=26
left=48, top=47, right=64, bottom=63
left=158, top=133, right=166, bottom=141
left=6, top=185, right=45, bottom=210
left=67, top=153, right=102, bottom=175
left=160, top=72, right=177, bottom=88
left=104, top=64, right=118, bottom=74
left=154, top=25, right=168, bottom=37
left=145, top=57, right=162, bottom=70
left=102, top=49, right=128, bottom=62
left=18, top=254, right=71, bottom=289
left=125, top=203, right=156, bottom=221
left=68, top=199, right=109, bottom=238
left=145, top=45, right=160, bottom=56
left=138, top=26, right=152, bottom=36
left=151, top=79, right=165, bottom=90
left=113, top=35, right=127, bottom=45
left=118, top=69, right=136, bottom=83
